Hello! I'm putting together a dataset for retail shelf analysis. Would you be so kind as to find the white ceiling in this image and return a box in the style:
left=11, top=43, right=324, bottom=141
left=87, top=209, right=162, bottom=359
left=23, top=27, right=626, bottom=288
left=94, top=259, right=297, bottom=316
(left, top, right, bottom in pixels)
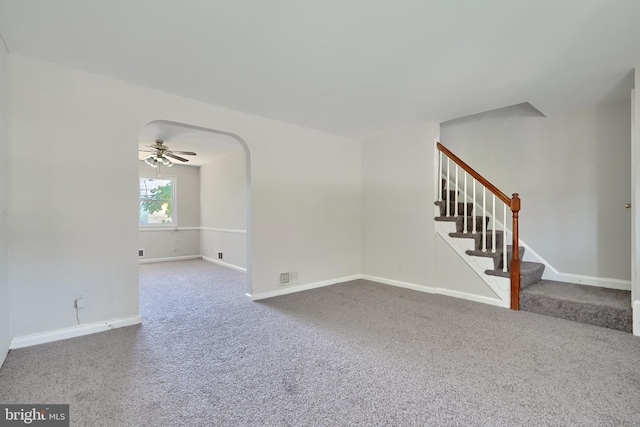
left=139, top=121, right=243, bottom=167
left=1, top=0, right=639, bottom=139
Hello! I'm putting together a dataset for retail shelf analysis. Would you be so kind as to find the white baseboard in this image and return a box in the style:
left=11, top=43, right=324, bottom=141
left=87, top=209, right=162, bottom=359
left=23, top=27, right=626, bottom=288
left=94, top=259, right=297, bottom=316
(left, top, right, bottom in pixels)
left=633, top=300, right=639, bottom=337
left=555, top=273, right=631, bottom=291
left=201, top=256, right=247, bottom=272
left=249, top=272, right=508, bottom=309
left=249, top=275, right=361, bottom=301
left=435, top=287, right=509, bottom=308
left=10, top=315, right=142, bottom=349
left=360, top=274, right=436, bottom=294
left=139, top=255, right=201, bottom=264
left=361, top=274, right=508, bottom=308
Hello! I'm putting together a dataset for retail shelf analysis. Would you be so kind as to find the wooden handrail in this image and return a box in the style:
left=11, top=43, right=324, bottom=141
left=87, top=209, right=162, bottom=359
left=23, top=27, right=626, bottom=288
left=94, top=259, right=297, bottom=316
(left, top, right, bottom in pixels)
left=437, top=142, right=521, bottom=310
left=437, top=142, right=510, bottom=205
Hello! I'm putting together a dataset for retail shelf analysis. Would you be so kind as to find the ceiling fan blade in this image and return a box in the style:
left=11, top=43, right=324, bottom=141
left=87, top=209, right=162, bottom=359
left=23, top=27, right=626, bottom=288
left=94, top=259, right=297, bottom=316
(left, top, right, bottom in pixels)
left=139, top=154, right=155, bottom=160
left=166, top=153, right=189, bottom=162
left=138, top=149, right=155, bottom=153
left=170, top=151, right=197, bottom=155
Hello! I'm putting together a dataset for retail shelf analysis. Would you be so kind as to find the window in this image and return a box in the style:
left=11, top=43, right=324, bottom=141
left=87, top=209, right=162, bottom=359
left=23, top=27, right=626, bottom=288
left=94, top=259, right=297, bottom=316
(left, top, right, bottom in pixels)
left=139, top=175, right=176, bottom=225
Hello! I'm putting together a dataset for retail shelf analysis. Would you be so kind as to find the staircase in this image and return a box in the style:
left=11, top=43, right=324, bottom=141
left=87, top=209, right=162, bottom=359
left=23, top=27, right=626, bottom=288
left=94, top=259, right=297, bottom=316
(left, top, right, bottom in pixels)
left=435, top=144, right=633, bottom=333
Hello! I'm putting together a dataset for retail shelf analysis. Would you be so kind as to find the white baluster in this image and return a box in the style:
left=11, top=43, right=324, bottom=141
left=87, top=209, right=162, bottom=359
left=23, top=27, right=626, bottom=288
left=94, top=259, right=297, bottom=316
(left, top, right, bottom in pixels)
left=482, top=187, right=486, bottom=251
left=472, top=180, right=476, bottom=233
left=446, top=159, right=450, bottom=217
left=454, top=165, right=459, bottom=217
left=503, top=203, right=507, bottom=272
left=492, top=195, right=496, bottom=253
left=463, top=171, right=467, bottom=233
left=438, top=151, right=443, bottom=202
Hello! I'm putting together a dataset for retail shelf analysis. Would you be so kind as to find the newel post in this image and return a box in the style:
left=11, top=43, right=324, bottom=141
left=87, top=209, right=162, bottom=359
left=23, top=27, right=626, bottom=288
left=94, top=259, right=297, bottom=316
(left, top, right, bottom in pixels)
left=510, top=194, right=521, bottom=310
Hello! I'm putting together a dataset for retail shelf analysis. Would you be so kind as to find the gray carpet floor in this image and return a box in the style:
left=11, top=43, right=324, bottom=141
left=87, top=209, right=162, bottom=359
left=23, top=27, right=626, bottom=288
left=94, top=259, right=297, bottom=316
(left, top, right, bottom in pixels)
left=1, top=259, right=639, bottom=426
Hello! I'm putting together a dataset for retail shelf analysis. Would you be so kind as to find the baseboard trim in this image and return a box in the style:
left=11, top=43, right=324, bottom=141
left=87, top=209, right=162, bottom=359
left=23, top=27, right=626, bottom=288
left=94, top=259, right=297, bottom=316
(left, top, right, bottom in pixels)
left=360, top=274, right=436, bottom=294
left=555, top=273, right=631, bottom=291
left=139, top=255, right=201, bottom=264
left=361, top=274, right=508, bottom=308
left=201, top=256, right=247, bottom=272
left=249, top=275, right=361, bottom=301
left=435, top=288, right=509, bottom=308
left=633, top=300, right=639, bottom=337
left=10, top=315, right=142, bottom=349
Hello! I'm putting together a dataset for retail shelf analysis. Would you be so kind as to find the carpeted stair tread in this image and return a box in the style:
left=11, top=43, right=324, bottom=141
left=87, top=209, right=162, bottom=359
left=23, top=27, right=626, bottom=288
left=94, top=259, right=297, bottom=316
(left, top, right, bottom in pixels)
left=521, top=280, right=631, bottom=308
left=520, top=280, right=632, bottom=332
left=434, top=215, right=487, bottom=232
left=434, top=201, right=474, bottom=217
left=466, top=246, right=525, bottom=270
left=485, top=261, right=545, bottom=289
left=449, top=230, right=504, bottom=251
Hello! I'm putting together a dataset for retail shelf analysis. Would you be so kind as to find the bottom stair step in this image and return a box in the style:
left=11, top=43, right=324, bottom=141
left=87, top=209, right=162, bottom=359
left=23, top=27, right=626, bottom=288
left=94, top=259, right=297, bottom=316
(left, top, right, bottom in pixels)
left=519, top=280, right=632, bottom=332
left=484, top=261, right=545, bottom=289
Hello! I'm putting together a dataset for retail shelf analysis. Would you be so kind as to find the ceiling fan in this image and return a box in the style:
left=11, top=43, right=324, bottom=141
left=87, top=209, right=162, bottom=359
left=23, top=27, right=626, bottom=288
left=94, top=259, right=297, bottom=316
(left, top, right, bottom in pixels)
left=139, top=139, right=196, bottom=168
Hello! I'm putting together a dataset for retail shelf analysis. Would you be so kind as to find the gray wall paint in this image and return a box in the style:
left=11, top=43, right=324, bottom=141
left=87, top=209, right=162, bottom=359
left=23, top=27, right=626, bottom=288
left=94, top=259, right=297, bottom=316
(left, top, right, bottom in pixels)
left=441, top=100, right=632, bottom=281
left=200, top=150, right=247, bottom=269
left=138, top=163, right=201, bottom=261
left=361, top=123, right=436, bottom=286
left=0, top=36, right=10, bottom=366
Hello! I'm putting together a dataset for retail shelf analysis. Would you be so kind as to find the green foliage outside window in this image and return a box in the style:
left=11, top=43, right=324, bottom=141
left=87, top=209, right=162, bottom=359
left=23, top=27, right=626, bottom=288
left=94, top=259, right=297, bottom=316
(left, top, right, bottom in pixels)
left=139, top=177, right=174, bottom=224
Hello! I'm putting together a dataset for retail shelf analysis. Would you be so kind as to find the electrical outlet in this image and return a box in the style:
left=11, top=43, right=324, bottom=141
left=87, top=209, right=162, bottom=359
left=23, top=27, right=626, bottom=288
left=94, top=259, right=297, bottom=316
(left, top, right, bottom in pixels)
left=279, top=272, right=290, bottom=285
left=75, top=295, right=86, bottom=309
left=218, top=252, right=223, bottom=260
left=138, top=249, right=144, bottom=257
left=290, top=271, right=298, bottom=283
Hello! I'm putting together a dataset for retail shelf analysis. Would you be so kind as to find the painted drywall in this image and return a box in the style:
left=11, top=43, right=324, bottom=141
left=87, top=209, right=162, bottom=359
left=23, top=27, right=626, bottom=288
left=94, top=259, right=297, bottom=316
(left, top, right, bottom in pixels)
left=361, top=123, right=436, bottom=287
left=8, top=55, right=361, bottom=337
left=0, top=35, right=10, bottom=366
left=441, top=100, right=632, bottom=282
left=138, top=163, right=201, bottom=261
left=634, top=68, right=639, bottom=335
left=433, top=235, right=498, bottom=299
left=200, top=150, right=247, bottom=269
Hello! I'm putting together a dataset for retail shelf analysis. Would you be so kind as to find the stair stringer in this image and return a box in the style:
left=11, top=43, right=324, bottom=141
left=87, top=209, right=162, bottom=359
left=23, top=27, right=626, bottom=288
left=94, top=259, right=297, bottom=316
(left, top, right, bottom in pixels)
left=434, top=218, right=510, bottom=308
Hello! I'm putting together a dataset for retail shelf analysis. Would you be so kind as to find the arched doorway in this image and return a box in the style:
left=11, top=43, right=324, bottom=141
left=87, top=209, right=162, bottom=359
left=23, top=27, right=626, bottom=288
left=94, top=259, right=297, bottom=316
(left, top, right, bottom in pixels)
left=137, top=120, right=251, bottom=294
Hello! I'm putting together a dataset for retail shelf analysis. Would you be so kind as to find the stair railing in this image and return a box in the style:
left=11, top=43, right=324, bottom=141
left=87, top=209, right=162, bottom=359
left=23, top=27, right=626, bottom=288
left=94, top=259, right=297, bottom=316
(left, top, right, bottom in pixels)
left=436, top=142, right=521, bottom=310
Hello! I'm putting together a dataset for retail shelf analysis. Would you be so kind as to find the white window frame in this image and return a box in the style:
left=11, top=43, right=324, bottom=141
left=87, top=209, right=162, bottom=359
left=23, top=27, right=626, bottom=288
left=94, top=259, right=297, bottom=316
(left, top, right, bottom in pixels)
left=139, top=173, right=178, bottom=228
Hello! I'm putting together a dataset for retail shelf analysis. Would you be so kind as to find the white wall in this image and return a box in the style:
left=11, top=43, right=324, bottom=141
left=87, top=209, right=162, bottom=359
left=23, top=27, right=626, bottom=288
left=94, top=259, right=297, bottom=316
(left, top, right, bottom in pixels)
left=0, top=36, right=10, bottom=366
left=433, top=235, right=498, bottom=299
left=441, top=101, right=632, bottom=283
left=361, top=123, right=437, bottom=287
left=138, top=163, right=201, bottom=261
left=633, top=68, right=639, bottom=335
left=8, top=55, right=361, bottom=337
left=200, top=149, right=247, bottom=270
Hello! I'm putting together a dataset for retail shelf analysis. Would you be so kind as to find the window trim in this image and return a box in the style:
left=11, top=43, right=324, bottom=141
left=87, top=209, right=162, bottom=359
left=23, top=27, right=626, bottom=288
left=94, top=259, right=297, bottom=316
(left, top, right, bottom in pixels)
left=139, top=173, right=177, bottom=228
